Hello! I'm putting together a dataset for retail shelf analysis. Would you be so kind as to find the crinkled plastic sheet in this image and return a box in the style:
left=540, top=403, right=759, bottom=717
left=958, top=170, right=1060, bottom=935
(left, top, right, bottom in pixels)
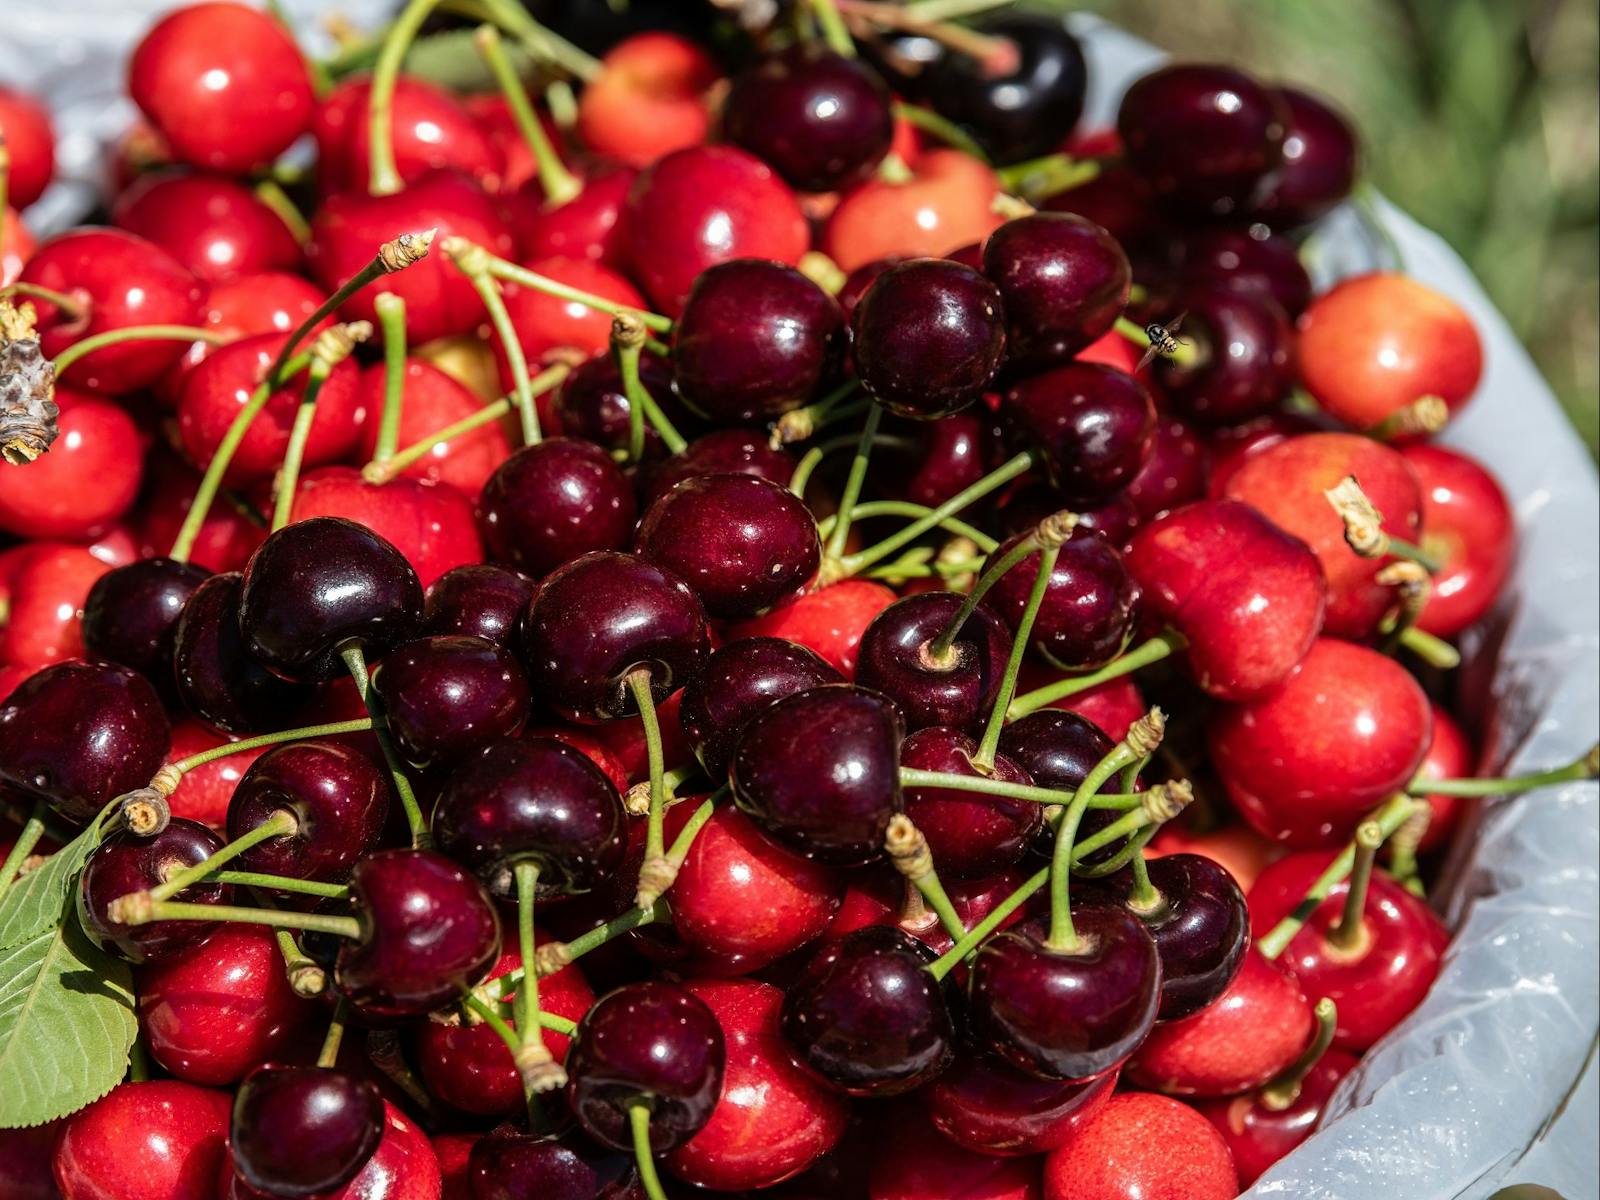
left=3, top=6, right=1597, bottom=1197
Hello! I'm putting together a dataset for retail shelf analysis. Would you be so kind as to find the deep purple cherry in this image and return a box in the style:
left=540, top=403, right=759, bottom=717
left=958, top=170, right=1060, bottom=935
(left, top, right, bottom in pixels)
left=1123, top=416, right=1207, bottom=523
left=1249, top=85, right=1359, bottom=228
left=925, top=1052, right=1116, bottom=1157
left=80, top=557, right=211, bottom=699
left=781, top=924, right=954, bottom=1095
left=371, top=635, right=531, bottom=771
left=730, top=684, right=905, bottom=866
left=1000, top=362, right=1156, bottom=506
left=231, top=1065, right=384, bottom=1197
left=989, top=527, right=1140, bottom=671
left=422, top=563, right=536, bottom=647
left=983, top=213, right=1130, bottom=370
left=640, top=428, right=796, bottom=503
left=78, top=819, right=230, bottom=963
left=468, top=1125, right=642, bottom=1200
left=173, top=572, right=309, bottom=734
left=226, top=741, right=390, bottom=884
left=554, top=352, right=685, bottom=462
left=901, top=726, right=1041, bottom=879
left=475, top=438, right=637, bottom=579
left=998, top=710, right=1126, bottom=866
left=854, top=591, right=1010, bottom=732
left=1179, top=227, right=1312, bottom=318
left=677, top=637, right=843, bottom=778
left=1152, top=284, right=1294, bottom=425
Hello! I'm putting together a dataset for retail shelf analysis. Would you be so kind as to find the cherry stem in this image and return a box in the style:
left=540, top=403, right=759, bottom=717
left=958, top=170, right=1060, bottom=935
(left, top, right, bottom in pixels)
left=0, top=282, right=84, bottom=320
left=117, top=898, right=363, bottom=939
left=1383, top=536, right=1444, bottom=573
left=512, top=860, right=559, bottom=1091
left=972, top=542, right=1061, bottom=771
left=213, top=871, right=349, bottom=899
left=1125, top=832, right=1164, bottom=914
left=628, top=669, right=669, bottom=868
left=1259, top=998, right=1338, bottom=1111
left=366, top=0, right=444, bottom=196
left=808, top=0, right=858, bottom=56
left=444, top=241, right=542, bottom=444
left=927, top=533, right=1040, bottom=662
left=892, top=103, right=989, bottom=163
left=1113, top=315, right=1202, bottom=370
left=1257, top=795, right=1418, bottom=960
left=472, top=0, right=601, bottom=83
left=340, top=642, right=430, bottom=849
left=821, top=403, right=883, bottom=562
left=816, top=500, right=997, bottom=553
left=886, top=815, right=967, bottom=941
left=317, top=1000, right=350, bottom=1069
left=996, top=153, right=1101, bottom=201
left=150, top=809, right=298, bottom=903
left=270, top=361, right=333, bottom=531
left=1328, top=821, right=1381, bottom=952
left=275, top=929, right=326, bottom=997
left=1073, top=824, right=1156, bottom=879
left=1408, top=745, right=1600, bottom=796
left=0, top=800, right=46, bottom=897
left=837, top=0, right=1011, bottom=64
left=254, top=179, right=312, bottom=246
left=897, top=768, right=1142, bottom=809
left=164, top=718, right=373, bottom=779
left=614, top=316, right=649, bottom=464
left=371, top=293, right=408, bottom=464
left=773, top=378, right=861, bottom=446
left=1395, top=625, right=1459, bottom=670
left=1006, top=629, right=1188, bottom=720
left=474, top=24, right=581, bottom=206
left=51, top=325, right=225, bottom=379
left=630, top=1103, right=670, bottom=1200
left=481, top=252, right=673, bottom=333
left=1368, top=396, right=1449, bottom=441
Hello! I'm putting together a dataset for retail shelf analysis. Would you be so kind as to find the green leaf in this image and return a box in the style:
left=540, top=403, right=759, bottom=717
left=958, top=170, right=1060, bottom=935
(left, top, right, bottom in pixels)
left=0, top=916, right=135, bottom=1128
left=0, top=827, right=96, bottom=951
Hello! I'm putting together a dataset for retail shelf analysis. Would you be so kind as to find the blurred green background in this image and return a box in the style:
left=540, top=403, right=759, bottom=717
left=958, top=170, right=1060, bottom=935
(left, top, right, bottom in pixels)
left=1078, top=0, right=1600, bottom=454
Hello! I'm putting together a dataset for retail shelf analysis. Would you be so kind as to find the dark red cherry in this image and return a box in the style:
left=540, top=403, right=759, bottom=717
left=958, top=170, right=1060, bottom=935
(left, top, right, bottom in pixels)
left=988, top=528, right=1140, bottom=671
left=519, top=552, right=709, bottom=723
left=231, top=1065, right=384, bottom=1197
left=968, top=909, right=1161, bottom=1082
left=730, top=684, right=905, bottom=865
left=79, top=819, right=231, bottom=963
left=371, top=636, right=530, bottom=772
left=1249, top=86, right=1359, bottom=228
left=878, top=410, right=993, bottom=508
left=81, top=557, right=211, bottom=696
left=635, top=474, right=820, bottom=619
left=219, top=1099, right=442, bottom=1200
left=781, top=924, right=954, bottom=1095
left=567, top=981, right=726, bottom=1151
left=901, top=727, right=1041, bottom=879
left=925, top=1053, right=1115, bottom=1157
left=1042, top=160, right=1160, bottom=249
left=431, top=735, right=627, bottom=899
left=672, top=259, right=846, bottom=422
left=678, top=637, right=844, bottom=778
left=467, top=1126, right=641, bottom=1200
left=641, top=429, right=797, bottom=503
left=112, top=170, right=301, bottom=283
left=334, top=848, right=501, bottom=1019
left=475, top=439, right=637, bottom=579
left=855, top=591, right=1011, bottom=733
left=422, top=564, right=536, bottom=648
left=553, top=352, right=685, bottom=461
left=1179, top=227, right=1312, bottom=318
left=997, top=709, right=1114, bottom=795
left=226, top=741, right=390, bottom=885
left=1152, top=285, right=1294, bottom=424
left=852, top=259, right=1007, bottom=419
left=1197, top=1048, right=1359, bottom=1186
left=1000, top=363, right=1156, bottom=505
left=983, top=213, right=1130, bottom=369
left=1117, top=63, right=1289, bottom=217
left=0, top=1121, right=60, bottom=1200
left=173, top=572, right=309, bottom=734
left=869, top=1106, right=1047, bottom=1200
left=0, top=659, right=170, bottom=825
left=924, top=14, right=1087, bottom=163
left=238, top=517, right=424, bottom=683
left=723, top=46, right=893, bottom=192
left=1123, top=417, right=1207, bottom=522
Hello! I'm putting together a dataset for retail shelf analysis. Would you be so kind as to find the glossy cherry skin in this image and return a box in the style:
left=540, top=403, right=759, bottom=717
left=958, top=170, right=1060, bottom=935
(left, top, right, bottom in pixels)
left=520, top=552, right=709, bottom=723
left=1404, top=444, right=1515, bottom=637
left=335, top=848, right=501, bottom=1019
left=465, top=1126, right=640, bottom=1200
left=926, top=1054, right=1115, bottom=1158
left=219, top=1100, right=442, bottom=1200
left=853, top=259, right=1007, bottom=419
left=552, top=351, right=683, bottom=460
left=1179, top=227, right=1312, bottom=318
left=902, top=727, right=1041, bottom=879
left=239, top=517, right=424, bottom=682
left=1153, top=284, right=1294, bottom=424
left=678, top=637, right=843, bottom=778
left=1117, top=63, right=1288, bottom=218
left=998, top=709, right=1114, bottom=797
left=0, top=86, right=54, bottom=207
left=371, top=636, right=529, bottom=772
left=1249, top=851, right=1449, bottom=1051
left=54, top=1080, right=231, bottom=1200
left=0, top=389, right=144, bottom=541
left=419, top=567, right=532, bottom=652
left=641, top=428, right=798, bottom=503
left=1001, top=363, right=1155, bottom=504
left=128, top=2, right=314, bottom=172
left=1249, top=86, right=1360, bottom=228
left=476, top=439, right=637, bottom=579
left=673, top=260, right=846, bottom=423
left=81, top=557, right=211, bottom=696
left=731, top=684, right=905, bottom=865
left=576, top=31, right=717, bottom=168
left=855, top=591, right=1010, bottom=733
left=0, top=544, right=110, bottom=667
left=313, top=76, right=502, bottom=196
left=878, top=409, right=993, bottom=509
left=781, top=925, right=954, bottom=1095
left=823, top=149, right=1006, bottom=273
left=1042, top=1092, right=1239, bottom=1200
left=515, top=163, right=639, bottom=268
left=989, top=527, right=1140, bottom=672
left=664, top=978, right=849, bottom=1191
left=137, top=923, right=315, bottom=1085
left=728, top=578, right=896, bottom=677
left=984, top=213, right=1130, bottom=369
left=232, top=1065, right=384, bottom=1197
left=1122, top=417, right=1207, bottom=523
left=623, top=145, right=810, bottom=317
left=21, top=227, right=203, bottom=394
left=172, top=572, right=308, bottom=733
left=160, top=270, right=332, bottom=394
left=227, top=741, right=390, bottom=883
left=112, top=170, right=301, bottom=282
left=0, top=659, right=170, bottom=826
left=79, top=819, right=232, bottom=964
left=1125, top=499, right=1326, bottom=701
left=568, top=981, right=726, bottom=1152
left=497, top=254, right=645, bottom=379
left=356, top=358, right=511, bottom=498
left=431, top=735, right=627, bottom=898
left=1197, top=1047, right=1357, bottom=1185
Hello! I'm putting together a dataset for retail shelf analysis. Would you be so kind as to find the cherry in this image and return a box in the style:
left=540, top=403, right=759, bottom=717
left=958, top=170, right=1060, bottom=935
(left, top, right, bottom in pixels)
left=163, top=720, right=266, bottom=827
left=423, top=563, right=535, bottom=647
left=1152, top=284, right=1294, bottom=424
left=173, top=572, right=309, bottom=733
left=1117, top=63, right=1288, bottom=218
left=641, top=428, right=798, bottom=502
left=781, top=924, right=953, bottom=1095
left=926, top=1053, right=1115, bottom=1157
left=0, top=659, right=169, bottom=825
left=1, top=204, right=35, bottom=286
left=678, top=637, right=843, bottom=778
left=1042, top=1092, right=1239, bottom=1200
left=728, top=581, right=897, bottom=677
left=868, top=1107, right=1043, bottom=1200
left=1001, top=362, right=1156, bottom=503
left=218, top=1100, right=441, bottom=1200
left=112, top=170, right=301, bottom=283
left=855, top=591, right=1009, bottom=733
left=902, top=727, right=1041, bottom=878
left=0, top=86, right=55, bottom=207
left=519, top=551, right=709, bottom=723
left=226, top=740, right=390, bottom=883
left=20, top=227, right=203, bottom=394
left=998, top=709, right=1114, bottom=794
left=1040, top=160, right=1159, bottom=250
left=81, top=557, right=212, bottom=694
left=878, top=409, right=994, bottom=509
left=356, top=358, right=511, bottom=497
left=827, top=866, right=1027, bottom=963
left=128, top=1, right=314, bottom=173
left=552, top=351, right=683, bottom=461
left=823, top=149, right=1005, bottom=273
left=335, top=848, right=501, bottom=1018
left=623, top=145, right=809, bottom=317
left=497, top=254, right=645, bottom=377
left=431, top=734, right=627, bottom=898
left=1149, top=822, right=1280, bottom=894
left=231, top=1065, right=384, bottom=1197
left=0, top=1121, right=61, bottom=1200
left=853, top=259, right=1007, bottom=419
left=1249, top=86, right=1359, bottom=228
left=568, top=980, right=726, bottom=1150
left=137, top=923, right=314, bottom=1086
left=1249, top=850, right=1449, bottom=1051
left=983, top=213, right=1131, bottom=370
left=79, top=819, right=232, bottom=963
left=1402, top=444, right=1515, bottom=638
left=238, top=516, right=424, bottom=683
left=1124, top=498, right=1325, bottom=700
left=1197, top=1044, right=1358, bottom=1186
left=370, top=635, right=530, bottom=772
left=0, top=390, right=143, bottom=540
left=514, top=162, right=639, bottom=269
left=1409, top=701, right=1474, bottom=854
left=465, top=1126, right=640, bottom=1200
left=1221, top=431, right=1423, bottom=639
left=1122, top=417, right=1207, bottom=523
left=577, top=32, right=718, bottom=169
left=476, top=439, right=637, bottom=579
left=1204, top=409, right=1327, bottom=496
left=0, top=544, right=104, bottom=667
left=435, top=1132, right=476, bottom=1200
left=1179, top=226, right=1312, bottom=318
left=1127, top=946, right=1312, bottom=1095
left=989, top=527, right=1140, bottom=671
left=731, top=683, right=905, bottom=865
left=313, top=76, right=502, bottom=196
left=54, top=1080, right=231, bottom=1200
left=157, top=267, right=330, bottom=398
left=1299, top=272, right=1483, bottom=432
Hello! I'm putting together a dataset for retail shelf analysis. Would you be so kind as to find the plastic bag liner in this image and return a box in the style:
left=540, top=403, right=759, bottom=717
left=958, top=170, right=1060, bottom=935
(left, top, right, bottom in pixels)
left=4, top=5, right=1596, bottom=1197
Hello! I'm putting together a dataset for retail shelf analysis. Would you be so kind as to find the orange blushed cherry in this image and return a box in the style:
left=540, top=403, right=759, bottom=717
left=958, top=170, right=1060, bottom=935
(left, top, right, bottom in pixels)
left=823, top=149, right=1006, bottom=273
left=1043, top=1092, right=1239, bottom=1200
left=577, top=32, right=719, bottom=169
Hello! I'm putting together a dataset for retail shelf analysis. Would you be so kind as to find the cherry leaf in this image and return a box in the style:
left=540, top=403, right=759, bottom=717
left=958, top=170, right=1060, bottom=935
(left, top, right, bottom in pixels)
left=0, top=827, right=96, bottom=950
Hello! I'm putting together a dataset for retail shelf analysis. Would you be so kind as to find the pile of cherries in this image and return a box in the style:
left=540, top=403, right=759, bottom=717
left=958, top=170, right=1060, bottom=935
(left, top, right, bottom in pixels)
left=0, top=2, right=1590, bottom=1198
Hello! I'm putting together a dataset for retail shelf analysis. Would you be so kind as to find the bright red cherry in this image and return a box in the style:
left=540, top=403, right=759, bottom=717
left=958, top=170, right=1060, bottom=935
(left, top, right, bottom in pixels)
left=497, top=254, right=645, bottom=380
left=113, top=170, right=301, bottom=282
left=577, top=32, right=718, bottom=168
left=1249, top=85, right=1360, bottom=228
left=158, top=272, right=333, bottom=404
left=313, top=76, right=502, bottom=196
left=136, top=452, right=265, bottom=573
left=0, top=544, right=107, bottom=666
left=217, top=1100, right=442, bottom=1200
left=729, top=579, right=901, bottom=677
left=823, top=149, right=1004, bottom=273
left=1402, top=443, right=1515, bottom=638
left=54, top=1080, right=231, bottom=1200
left=1196, top=1046, right=1359, bottom=1185
left=0, top=86, right=55, bottom=208
left=826, top=867, right=1028, bottom=963
left=162, top=719, right=266, bottom=827
left=512, top=163, right=638, bottom=268
left=1149, top=822, right=1281, bottom=894
left=869, top=1108, right=1044, bottom=1200
left=1410, top=702, right=1474, bottom=853
left=1, top=204, right=35, bottom=285
left=1043, top=1092, right=1239, bottom=1200
left=0, top=388, right=143, bottom=540
left=356, top=357, right=512, bottom=496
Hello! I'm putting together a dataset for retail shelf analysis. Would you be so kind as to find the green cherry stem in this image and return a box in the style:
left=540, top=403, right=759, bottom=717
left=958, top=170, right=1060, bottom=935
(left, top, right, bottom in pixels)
left=317, top=999, right=350, bottom=1069
left=274, top=929, right=326, bottom=998
left=340, top=642, right=430, bottom=848
left=926, top=532, right=1040, bottom=662
left=150, top=809, right=299, bottom=902
left=1407, top=745, right=1600, bottom=796
left=1395, top=625, right=1460, bottom=670
left=366, top=0, right=445, bottom=196
left=442, top=237, right=541, bottom=444
left=614, top=314, right=649, bottom=463
left=473, top=0, right=600, bottom=82
left=1005, top=629, right=1188, bottom=721
left=771, top=379, right=862, bottom=446
left=630, top=1103, right=670, bottom=1200
left=1123, top=827, right=1164, bottom=913
left=214, top=871, right=350, bottom=899
left=627, top=669, right=674, bottom=907
left=1326, top=821, right=1380, bottom=952
left=808, top=0, right=858, bottom=57
left=51, top=325, right=226, bottom=379
left=823, top=403, right=883, bottom=562
left=891, top=102, right=988, bottom=162
left=163, top=718, right=374, bottom=779
left=110, top=896, right=363, bottom=939
left=512, top=860, right=565, bottom=1093
left=481, top=252, right=673, bottom=333
left=270, top=362, right=331, bottom=532
left=0, top=798, right=47, bottom=896
left=370, top=292, right=408, bottom=464
left=1259, top=998, right=1338, bottom=1110
left=253, top=178, right=312, bottom=245
left=995, top=152, right=1101, bottom=198
left=896, top=769, right=1143, bottom=809
left=816, top=501, right=998, bottom=554
left=474, top=24, right=581, bottom=206
left=1071, top=824, right=1156, bottom=879
left=886, top=815, right=966, bottom=941
left=0, top=281, right=84, bottom=319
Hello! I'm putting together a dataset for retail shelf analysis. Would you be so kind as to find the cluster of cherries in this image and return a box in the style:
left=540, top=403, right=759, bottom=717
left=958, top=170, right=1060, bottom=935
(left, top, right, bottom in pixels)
left=0, top=1, right=1589, bottom=1199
